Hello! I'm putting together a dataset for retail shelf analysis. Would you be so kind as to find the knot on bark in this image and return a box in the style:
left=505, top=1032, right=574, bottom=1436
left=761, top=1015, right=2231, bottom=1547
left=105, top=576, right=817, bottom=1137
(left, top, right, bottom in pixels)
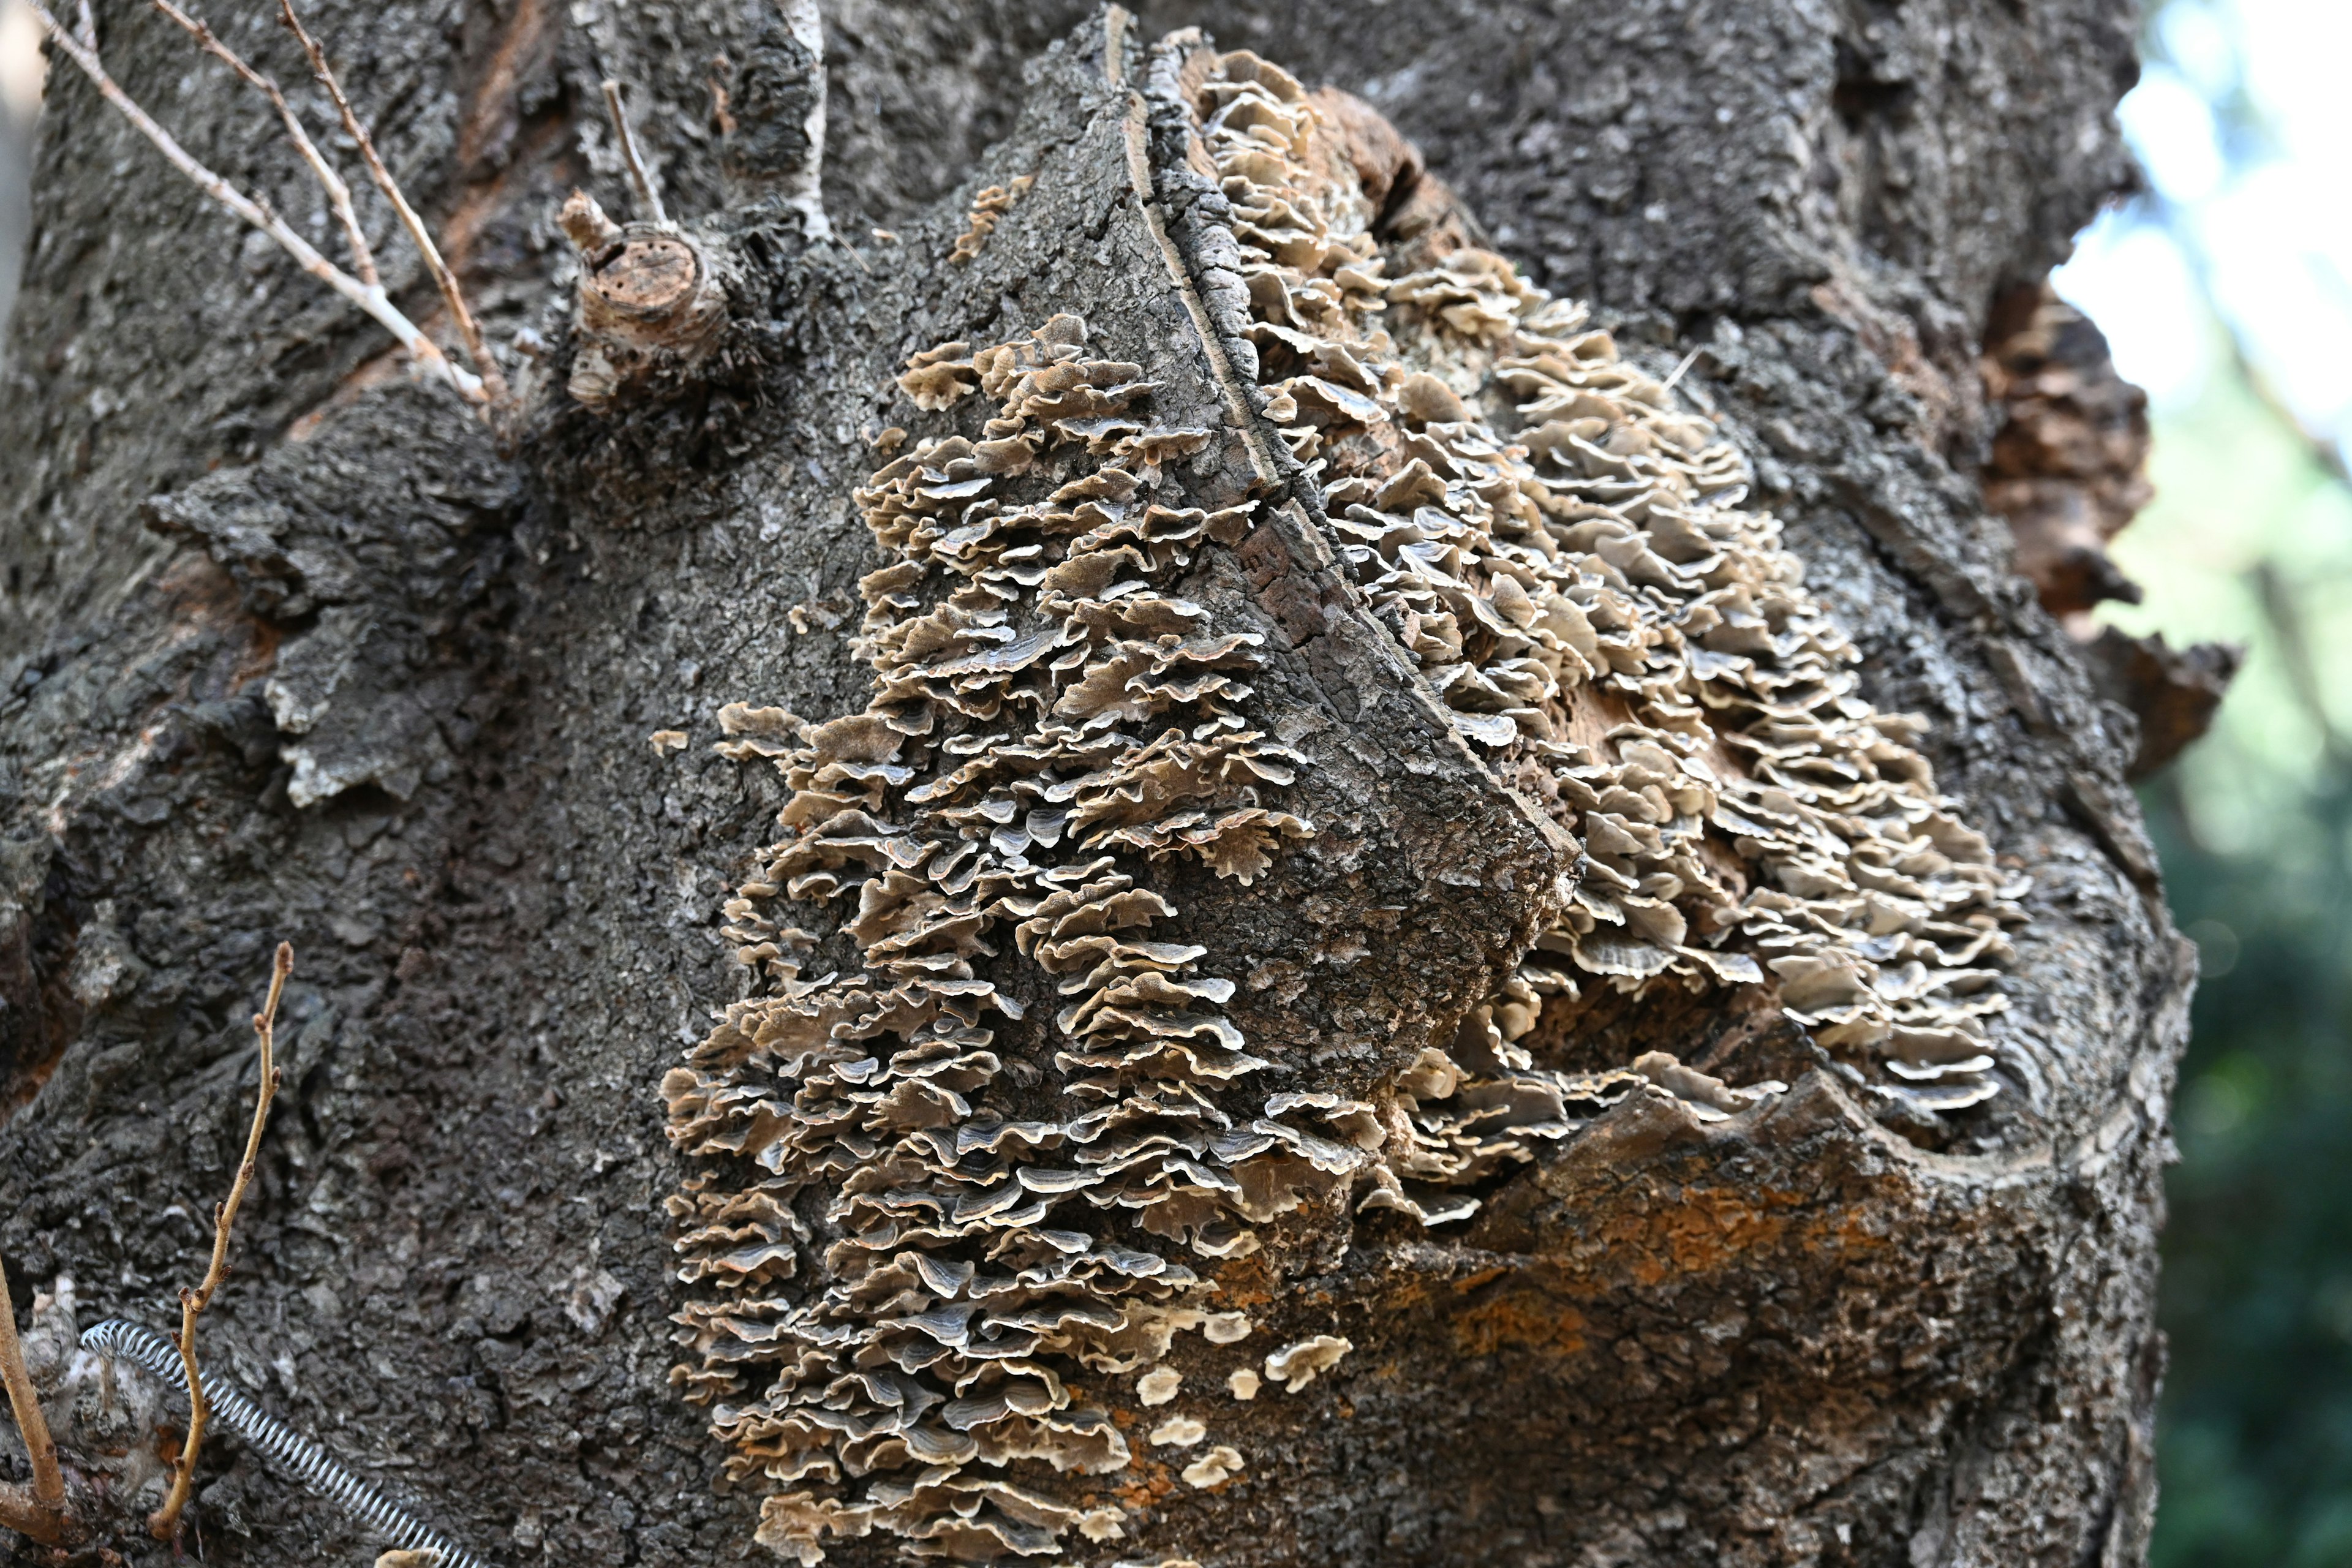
left=560, top=192, right=731, bottom=411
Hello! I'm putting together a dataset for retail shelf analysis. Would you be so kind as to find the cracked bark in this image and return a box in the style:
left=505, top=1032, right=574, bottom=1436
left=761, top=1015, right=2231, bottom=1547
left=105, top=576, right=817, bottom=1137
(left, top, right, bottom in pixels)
left=0, top=2, right=2180, bottom=1566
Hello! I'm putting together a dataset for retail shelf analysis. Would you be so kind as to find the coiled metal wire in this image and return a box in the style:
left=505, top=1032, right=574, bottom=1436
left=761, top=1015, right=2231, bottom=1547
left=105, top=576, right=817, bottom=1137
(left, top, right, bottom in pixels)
left=80, top=1318, right=491, bottom=1568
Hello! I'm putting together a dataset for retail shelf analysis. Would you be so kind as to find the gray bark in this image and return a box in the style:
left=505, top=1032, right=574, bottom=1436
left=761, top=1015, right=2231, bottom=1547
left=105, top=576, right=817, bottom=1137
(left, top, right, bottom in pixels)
left=0, top=2, right=2179, bottom=1567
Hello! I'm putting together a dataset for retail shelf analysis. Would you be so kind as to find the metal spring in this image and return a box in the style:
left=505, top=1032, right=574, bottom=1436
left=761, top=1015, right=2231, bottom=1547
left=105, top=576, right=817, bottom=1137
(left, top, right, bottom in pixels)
left=79, top=1318, right=492, bottom=1568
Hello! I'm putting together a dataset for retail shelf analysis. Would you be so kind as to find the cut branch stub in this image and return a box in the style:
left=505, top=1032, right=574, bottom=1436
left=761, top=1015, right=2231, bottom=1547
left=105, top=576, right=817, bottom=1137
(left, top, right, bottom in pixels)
left=562, top=192, right=729, bottom=410
left=586, top=232, right=702, bottom=324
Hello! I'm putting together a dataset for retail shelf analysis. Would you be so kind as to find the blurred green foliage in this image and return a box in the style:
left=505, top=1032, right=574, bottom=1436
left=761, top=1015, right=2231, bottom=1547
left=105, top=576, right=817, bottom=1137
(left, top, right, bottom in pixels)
left=2105, top=368, right=2352, bottom=1564
left=2086, top=0, right=2352, bottom=1552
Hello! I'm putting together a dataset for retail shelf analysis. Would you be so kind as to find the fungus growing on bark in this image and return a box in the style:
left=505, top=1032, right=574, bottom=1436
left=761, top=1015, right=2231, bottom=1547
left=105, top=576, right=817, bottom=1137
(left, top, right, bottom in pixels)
left=666, top=28, right=2032, bottom=1566
left=1261, top=1333, right=1352, bottom=1393
left=1148, top=41, right=2028, bottom=1222
left=1148, top=1414, right=1207, bottom=1447
left=665, top=306, right=1370, bottom=1562
left=899, top=342, right=980, bottom=411
left=951, top=175, right=1037, bottom=265
left=1136, top=1367, right=1182, bottom=1406
left=1200, top=1311, right=1249, bottom=1344
left=1178, top=1446, right=1245, bottom=1488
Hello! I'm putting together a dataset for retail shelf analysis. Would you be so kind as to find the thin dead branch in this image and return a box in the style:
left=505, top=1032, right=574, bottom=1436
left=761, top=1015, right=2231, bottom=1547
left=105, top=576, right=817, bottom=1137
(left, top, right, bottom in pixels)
left=279, top=0, right=508, bottom=406
left=601, top=80, right=671, bottom=227
left=0, top=1488, right=66, bottom=1546
left=151, top=0, right=378, bottom=287
left=0, top=1259, right=69, bottom=1545
left=29, top=3, right=486, bottom=405
left=149, top=942, right=293, bottom=1543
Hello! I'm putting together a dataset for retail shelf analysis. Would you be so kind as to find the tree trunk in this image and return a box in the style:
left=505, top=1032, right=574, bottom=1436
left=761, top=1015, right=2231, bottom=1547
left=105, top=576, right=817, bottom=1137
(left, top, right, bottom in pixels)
left=0, top=2, right=2182, bottom=1566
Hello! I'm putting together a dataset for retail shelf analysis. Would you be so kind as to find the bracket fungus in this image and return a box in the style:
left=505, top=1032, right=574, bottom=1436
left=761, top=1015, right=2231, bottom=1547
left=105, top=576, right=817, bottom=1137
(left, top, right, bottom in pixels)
left=1140, top=39, right=2028, bottom=1223
left=1136, top=1367, right=1183, bottom=1407
left=951, top=176, right=1037, bottom=266
left=1147, top=1414, right=1208, bottom=1447
left=665, top=26, right=2031, bottom=1567
left=1178, top=1447, right=1246, bottom=1489
left=1260, top=1333, right=1352, bottom=1394
left=666, top=307, right=1364, bottom=1562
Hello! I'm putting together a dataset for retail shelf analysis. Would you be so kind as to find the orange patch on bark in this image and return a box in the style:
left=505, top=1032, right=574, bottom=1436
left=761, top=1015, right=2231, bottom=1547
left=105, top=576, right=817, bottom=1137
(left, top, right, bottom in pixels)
left=1114, top=1461, right=1177, bottom=1508
left=1213, top=1253, right=1276, bottom=1306
left=1452, top=1292, right=1589, bottom=1358
left=455, top=0, right=556, bottom=174
left=1596, top=1183, right=1804, bottom=1286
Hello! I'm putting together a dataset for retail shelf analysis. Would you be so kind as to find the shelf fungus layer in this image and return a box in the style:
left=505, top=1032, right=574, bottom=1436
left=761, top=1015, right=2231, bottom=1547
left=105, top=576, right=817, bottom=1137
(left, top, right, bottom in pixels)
left=665, top=23, right=2029, bottom=1566
left=1140, top=38, right=2029, bottom=1224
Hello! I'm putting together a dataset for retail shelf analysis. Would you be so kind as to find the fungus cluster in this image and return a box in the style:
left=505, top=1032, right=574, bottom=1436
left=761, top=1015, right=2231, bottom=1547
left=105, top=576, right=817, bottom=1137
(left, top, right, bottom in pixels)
left=665, top=37, right=2030, bottom=1566
left=1153, top=45, right=2026, bottom=1218
left=666, top=314, right=1390, bottom=1561
left=950, top=175, right=1038, bottom=266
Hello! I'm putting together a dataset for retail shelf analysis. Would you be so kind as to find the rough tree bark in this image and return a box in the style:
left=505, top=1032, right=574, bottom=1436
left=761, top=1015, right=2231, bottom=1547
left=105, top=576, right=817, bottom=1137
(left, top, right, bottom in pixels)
left=0, top=2, right=2182, bottom=1566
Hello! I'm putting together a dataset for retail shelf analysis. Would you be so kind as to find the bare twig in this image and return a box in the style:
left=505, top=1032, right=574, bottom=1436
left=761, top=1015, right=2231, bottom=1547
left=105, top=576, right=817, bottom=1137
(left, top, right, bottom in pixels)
left=0, top=1259, right=68, bottom=1545
left=28, top=4, right=484, bottom=404
left=601, top=80, right=670, bottom=227
left=280, top=0, right=507, bottom=405
left=559, top=187, right=622, bottom=254
left=151, top=0, right=377, bottom=287
left=149, top=942, right=293, bottom=1543
left=0, top=1487, right=67, bottom=1546
left=1659, top=345, right=1702, bottom=396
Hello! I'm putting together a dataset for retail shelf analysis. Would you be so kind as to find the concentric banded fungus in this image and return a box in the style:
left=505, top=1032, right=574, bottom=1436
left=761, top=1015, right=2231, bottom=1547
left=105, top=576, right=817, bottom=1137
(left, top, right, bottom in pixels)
left=668, top=26, right=2028, bottom=1566
left=666, top=308, right=1385, bottom=1562
left=1261, top=1333, right=1351, bottom=1392
left=951, top=176, right=1037, bottom=266
left=1145, top=42, right=2026, bottom=1222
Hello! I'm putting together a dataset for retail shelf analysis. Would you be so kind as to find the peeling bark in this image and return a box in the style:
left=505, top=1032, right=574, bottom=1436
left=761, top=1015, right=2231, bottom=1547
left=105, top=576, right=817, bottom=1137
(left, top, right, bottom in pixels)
left=0, top=2, right=2184, bottom=1566
left=1977, top=285, right=2236, bottom=777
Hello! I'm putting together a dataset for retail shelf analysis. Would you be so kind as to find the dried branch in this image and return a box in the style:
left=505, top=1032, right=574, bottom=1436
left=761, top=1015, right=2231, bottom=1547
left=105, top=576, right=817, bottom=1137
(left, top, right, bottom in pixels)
left=29, top=3, right=485, bottom=405
left=559, top=187, right=622, bottom=254
left=0, top=1258, right=68, bottom=1545
left=149, top=942, right=293, bottom=1543
left=601, top=80, right=671, bottom=227
left=279, top=0, right=508, bottom=405
left=0, top=1489, right=66, bottom=1546
left=151, top=0, right=377, bottom=287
